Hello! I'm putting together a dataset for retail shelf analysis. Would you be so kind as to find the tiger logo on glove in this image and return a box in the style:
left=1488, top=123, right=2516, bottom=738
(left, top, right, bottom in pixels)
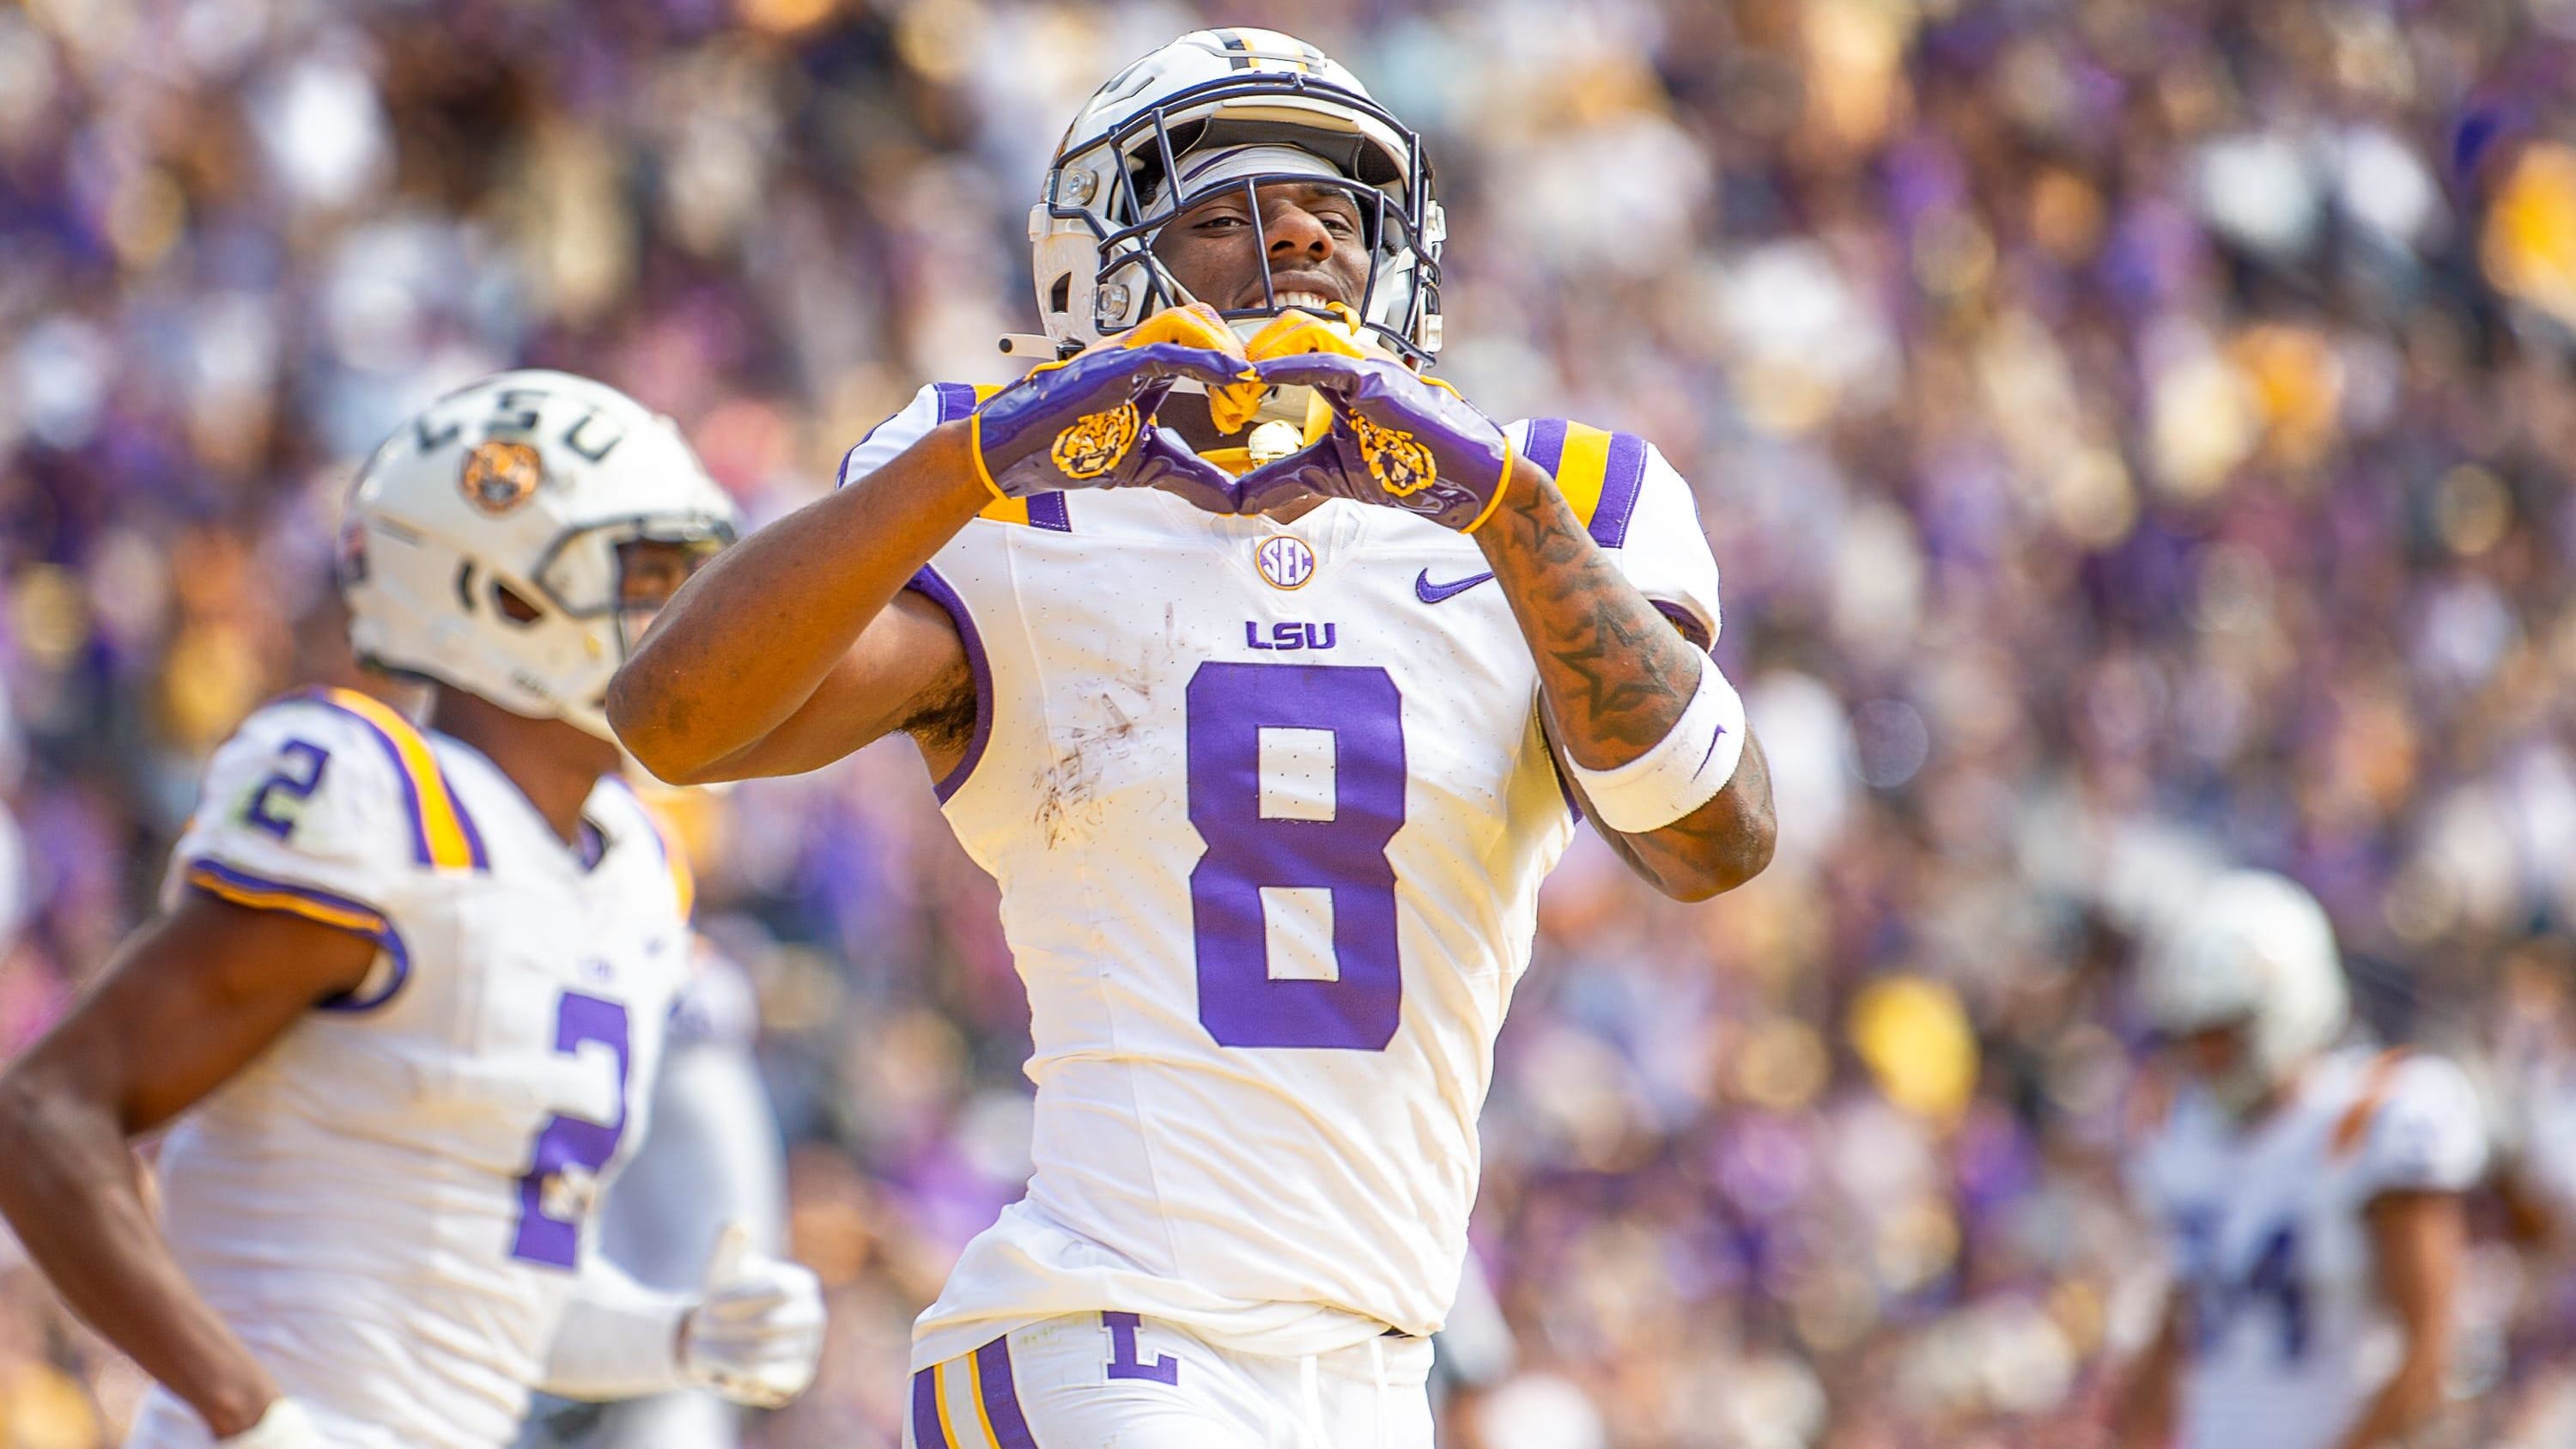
left=1349, top=414, right=1437, bottom=498
left=1050, top=403, right=1142, bottom=479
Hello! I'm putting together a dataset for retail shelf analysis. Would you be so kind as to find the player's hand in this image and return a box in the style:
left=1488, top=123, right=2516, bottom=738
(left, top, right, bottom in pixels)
left=971, top=306, right=1255, bottom=512
left=679, top=1224, right=826, bottom=1409
left=1233, top=351, right=1515, bottom=531
left=213, top=1397, right=325, bottom=1448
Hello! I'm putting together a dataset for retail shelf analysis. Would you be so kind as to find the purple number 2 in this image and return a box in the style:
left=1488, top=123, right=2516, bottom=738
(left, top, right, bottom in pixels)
left=1186, top=662, right=1406, bottom=1050
left=245, top=740, right=331, bottom=840
left=510, top=991, right=631, bottom=1269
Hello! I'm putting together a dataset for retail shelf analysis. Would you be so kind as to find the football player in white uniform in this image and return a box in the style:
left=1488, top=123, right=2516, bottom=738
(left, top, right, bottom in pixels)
left=2116, top=872, right=2487, bottom=1449
left=0, top=373, right=825, bottom=1449
left=610, top=28, right=1776, bottom=1448
left=518, top=949, right=791, bottom=1449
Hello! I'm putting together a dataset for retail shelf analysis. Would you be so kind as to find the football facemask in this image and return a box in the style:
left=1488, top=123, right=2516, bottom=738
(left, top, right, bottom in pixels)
left=1030, top=29, right=1445, bottom=364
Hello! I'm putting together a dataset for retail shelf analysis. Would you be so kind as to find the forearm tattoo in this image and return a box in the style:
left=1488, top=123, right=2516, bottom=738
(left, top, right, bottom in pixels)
left=1483, top=478, right=1772, bottom=892
left=1485, top=483, right=1703, bottom=766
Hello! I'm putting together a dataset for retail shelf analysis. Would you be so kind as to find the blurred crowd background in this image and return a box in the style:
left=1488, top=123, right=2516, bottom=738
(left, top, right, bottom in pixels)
left=7, top=0, right=2576, bottom=1444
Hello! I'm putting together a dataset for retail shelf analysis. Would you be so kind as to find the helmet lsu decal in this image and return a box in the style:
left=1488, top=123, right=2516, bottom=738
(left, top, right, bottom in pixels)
left=340, top=370, right=738, bottom=742
left=2136, top=869, right=2352, bottom=1111
left=1030, top=27, right=1445, bottom=363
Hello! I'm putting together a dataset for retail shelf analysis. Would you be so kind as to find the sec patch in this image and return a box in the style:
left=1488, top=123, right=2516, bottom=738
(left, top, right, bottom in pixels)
left=1255, top=534, right=1315, bottom=590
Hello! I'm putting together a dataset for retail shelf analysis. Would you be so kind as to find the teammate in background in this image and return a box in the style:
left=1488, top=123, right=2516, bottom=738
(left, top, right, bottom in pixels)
left=0, top=372, right=824, bottom=1449
left=2117, top=871, right=2488, bottom=1449
left=518, top=948, right=792, bottom=1449
left=611, top=27, right=1775, bottom=1446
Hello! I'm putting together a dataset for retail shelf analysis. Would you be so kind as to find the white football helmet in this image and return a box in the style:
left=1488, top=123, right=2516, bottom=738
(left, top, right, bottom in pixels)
left=2136, top=870, right=2351, bottom=1110
left=1030, top=27, right=1445, bottom=362
left=339, top=370, right=738, bottom=742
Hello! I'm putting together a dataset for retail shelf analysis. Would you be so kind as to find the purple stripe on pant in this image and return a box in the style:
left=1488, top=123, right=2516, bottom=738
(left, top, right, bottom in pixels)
left=974, top=1336, right=1042, bottom=1448
left=910, top=1366, right=942, bottom=1447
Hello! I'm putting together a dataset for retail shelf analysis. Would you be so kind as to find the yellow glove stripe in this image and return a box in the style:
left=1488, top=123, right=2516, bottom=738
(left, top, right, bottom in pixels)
left=964, top=411, right=1011, bottom=505
left=1461, top=435, right=1517, bottom=535
left=971, top=382, right=1044, bottom=521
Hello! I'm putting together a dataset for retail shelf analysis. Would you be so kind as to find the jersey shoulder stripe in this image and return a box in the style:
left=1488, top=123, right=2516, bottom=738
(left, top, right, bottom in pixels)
left=181, top=855, right=410, bottom=1010
left=1516, top=418, right=1651, bottom=548
left=289, top=688, right=488, bottom=871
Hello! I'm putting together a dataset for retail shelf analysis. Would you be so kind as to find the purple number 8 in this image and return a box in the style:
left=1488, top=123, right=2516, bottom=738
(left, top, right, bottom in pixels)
left=510, top=991, right=631, bottom=1269
left=1186, top=662, right=1406, bottom=1050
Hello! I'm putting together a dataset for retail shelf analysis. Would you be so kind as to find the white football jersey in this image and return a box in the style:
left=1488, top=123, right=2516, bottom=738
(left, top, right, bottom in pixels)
left=2130, top=1045, right=2488, bottom=1449
left=843, top=383, right=1724, bottom=1367
left=125, top=689, right=695, bottom=1449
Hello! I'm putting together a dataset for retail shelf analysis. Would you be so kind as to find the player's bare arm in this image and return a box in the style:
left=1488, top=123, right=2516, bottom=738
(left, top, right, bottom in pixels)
left=608, top=423, right=990, bottom=784
left=2327, top=1189, right=2466, bottom=1449
left=611, top=317, right=1252, bottom=785
left=0, top=897, right=378, bottom=1438
left=1473, top=466, right=1776, bottom=900
left=2109, top=1294, right=2182, bottom=1449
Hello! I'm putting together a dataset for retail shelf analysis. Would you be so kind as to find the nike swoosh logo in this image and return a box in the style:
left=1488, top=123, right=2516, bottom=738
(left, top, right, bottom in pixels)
left=1414, top=569, right=1496, bottom=604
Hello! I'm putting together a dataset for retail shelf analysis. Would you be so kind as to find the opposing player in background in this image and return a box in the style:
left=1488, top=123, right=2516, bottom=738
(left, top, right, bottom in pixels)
left=2117, top=871, right=2487, bottom=1449
left=0, top=373, right=823, bottom=1448
left=611, top=28, right=1775, bottom=1446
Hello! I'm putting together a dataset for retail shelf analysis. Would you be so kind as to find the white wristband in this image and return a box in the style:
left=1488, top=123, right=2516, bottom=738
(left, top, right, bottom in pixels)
left=538, top=1270, right=692, bottom=1402
left=1568, top=655, right=1747, bottom=834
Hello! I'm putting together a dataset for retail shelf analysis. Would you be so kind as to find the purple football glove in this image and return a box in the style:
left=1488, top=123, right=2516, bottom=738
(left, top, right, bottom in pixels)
left=1234, top=354, right=1516, bottom=531
left=971, top=341, right=1250, bottom=513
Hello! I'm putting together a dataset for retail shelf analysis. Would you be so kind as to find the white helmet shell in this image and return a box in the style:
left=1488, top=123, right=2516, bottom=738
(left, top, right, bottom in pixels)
left=339, top=370, right=738, bottom=742
left=1031, top=27, right=1445, bottom=362
left=2137, top=870, right=2351, bottom=1104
